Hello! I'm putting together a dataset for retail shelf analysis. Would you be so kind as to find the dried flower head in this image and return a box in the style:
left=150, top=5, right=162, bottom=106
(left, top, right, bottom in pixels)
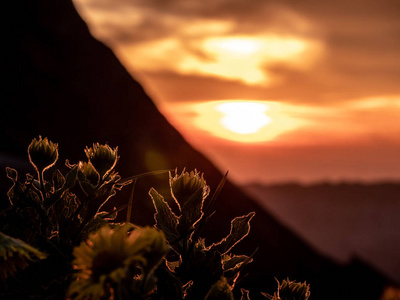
left=28, top=136, right=58, bottom=174
left=0, top=232, right=47, bottom=280
left=68, top=224, right=169, bottom=299
left=170, top=169, right=210, bottom=207
left=85, top=143, right=118, bottom=180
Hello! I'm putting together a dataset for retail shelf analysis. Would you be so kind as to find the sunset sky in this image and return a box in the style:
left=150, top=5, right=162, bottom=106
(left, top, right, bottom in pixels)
left=72, top=0, right=400, bottom=185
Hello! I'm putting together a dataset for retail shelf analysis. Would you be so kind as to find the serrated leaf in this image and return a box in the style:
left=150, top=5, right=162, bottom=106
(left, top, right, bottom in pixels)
left=223, top=253, right=254, bottom=287
left=209, top=212, right=255, bottom=255
left=149, top=188, right=179, bottom=243
left=223, top=255, right=251, bottom=271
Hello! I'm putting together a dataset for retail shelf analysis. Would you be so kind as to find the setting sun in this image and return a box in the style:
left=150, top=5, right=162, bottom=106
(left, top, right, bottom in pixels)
left=164, top=100, right=306, bottom=143
left=217, top=102, right=271, bottom=134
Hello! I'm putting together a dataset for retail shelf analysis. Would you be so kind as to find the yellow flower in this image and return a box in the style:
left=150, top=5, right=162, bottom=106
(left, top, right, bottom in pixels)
left=69, top=224, right=169, bottom=299
left=27, top=136, right=58, bottom=174
left=170, top=169, right=210, bottom=207
left=0, top=232, right=47, bottom=280
left=84, top=143, right=118, bottom=180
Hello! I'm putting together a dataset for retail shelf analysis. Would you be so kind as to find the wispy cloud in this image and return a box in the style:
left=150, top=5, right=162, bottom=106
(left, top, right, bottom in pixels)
left=73, top=0, right=400, bottom=105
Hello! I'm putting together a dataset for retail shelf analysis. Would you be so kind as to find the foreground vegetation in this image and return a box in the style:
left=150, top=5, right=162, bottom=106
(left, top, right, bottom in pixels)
left=0, top=136, right=310, bottom=299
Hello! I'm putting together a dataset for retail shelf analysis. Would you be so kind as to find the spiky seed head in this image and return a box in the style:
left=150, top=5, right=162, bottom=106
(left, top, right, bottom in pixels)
left=28, top=136, right=58, bottom=174
left=85, top=143, right=118, bottom=180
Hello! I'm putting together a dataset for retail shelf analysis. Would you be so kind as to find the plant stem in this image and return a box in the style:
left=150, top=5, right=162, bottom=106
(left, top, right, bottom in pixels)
left=39, top=169, right=46, bottom=201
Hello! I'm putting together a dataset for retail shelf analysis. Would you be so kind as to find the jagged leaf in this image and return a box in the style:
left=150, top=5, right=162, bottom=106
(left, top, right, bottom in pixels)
left=223, top=253, right=254, bottom=287
left=149, top=188, right=179, bottom=243
left=209, top=212, right=255, bottom=255
left=223, top=255, right=252, bottom=271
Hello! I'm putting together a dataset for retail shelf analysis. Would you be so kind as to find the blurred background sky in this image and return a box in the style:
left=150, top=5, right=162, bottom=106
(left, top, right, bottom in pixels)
left=71, top=0, right=400, bottom=185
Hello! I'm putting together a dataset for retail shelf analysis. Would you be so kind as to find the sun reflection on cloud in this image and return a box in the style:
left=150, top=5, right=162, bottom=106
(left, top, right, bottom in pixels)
left=118, top=34, right=322, bottom=85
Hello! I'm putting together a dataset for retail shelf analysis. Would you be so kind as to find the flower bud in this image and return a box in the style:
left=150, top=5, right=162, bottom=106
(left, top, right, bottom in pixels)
left=28, top=136, right=58, bottom=173
left=170, top=169, right=210, bottom=206
left=78, top=161, right=100, bottom=185
left=278, top=279, right=310, bottom=300
left=84, top=143, right=118, bottom=180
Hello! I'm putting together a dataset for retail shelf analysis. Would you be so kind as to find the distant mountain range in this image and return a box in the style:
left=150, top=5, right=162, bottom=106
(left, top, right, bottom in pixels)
left=1, top=0, right=394, bottom=298
left=244, top=182, right=400, bottom=284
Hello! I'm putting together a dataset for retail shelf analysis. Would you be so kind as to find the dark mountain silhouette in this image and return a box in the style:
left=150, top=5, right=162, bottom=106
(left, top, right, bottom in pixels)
left=1, top=0, right=390, bottom=298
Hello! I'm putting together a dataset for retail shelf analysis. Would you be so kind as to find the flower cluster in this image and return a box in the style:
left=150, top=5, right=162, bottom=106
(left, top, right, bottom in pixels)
left=0, top=136, right=310, bottom=300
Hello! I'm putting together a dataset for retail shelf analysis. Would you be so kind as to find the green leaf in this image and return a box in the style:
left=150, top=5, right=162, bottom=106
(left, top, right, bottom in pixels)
left=149, top=188, right=179, bottom=243
left=209, top=212, right=255, bottom=255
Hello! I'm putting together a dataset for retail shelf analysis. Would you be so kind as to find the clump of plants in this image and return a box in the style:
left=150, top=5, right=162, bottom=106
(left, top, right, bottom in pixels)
left=0, top=136, right=310, bottom=300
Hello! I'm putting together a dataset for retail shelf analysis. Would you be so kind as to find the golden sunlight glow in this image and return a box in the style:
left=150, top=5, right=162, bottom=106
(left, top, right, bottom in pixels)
left=191, top=101, right=304, bottom=143
left=217, top=102, right=271, bottom=134
left=207, top=38, right=261, bottom=55
left=203, top=36, right=306, bottom=58
left=118, top=35, right=322, bottom=85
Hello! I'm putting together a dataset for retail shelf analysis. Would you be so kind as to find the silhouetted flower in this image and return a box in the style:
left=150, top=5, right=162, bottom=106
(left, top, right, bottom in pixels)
left=85, top=143, right=118, bottom=180
left=170, top=169, right=210, bottom=207
left=0, top=231, right=47, bottom=280
left=68, top=224, right=168, bottom=299
left=28, top=136, right=58, bottom=174
left=78, top=161, right=100, bottom=186
left=263, top=278, right=310, bottom=300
